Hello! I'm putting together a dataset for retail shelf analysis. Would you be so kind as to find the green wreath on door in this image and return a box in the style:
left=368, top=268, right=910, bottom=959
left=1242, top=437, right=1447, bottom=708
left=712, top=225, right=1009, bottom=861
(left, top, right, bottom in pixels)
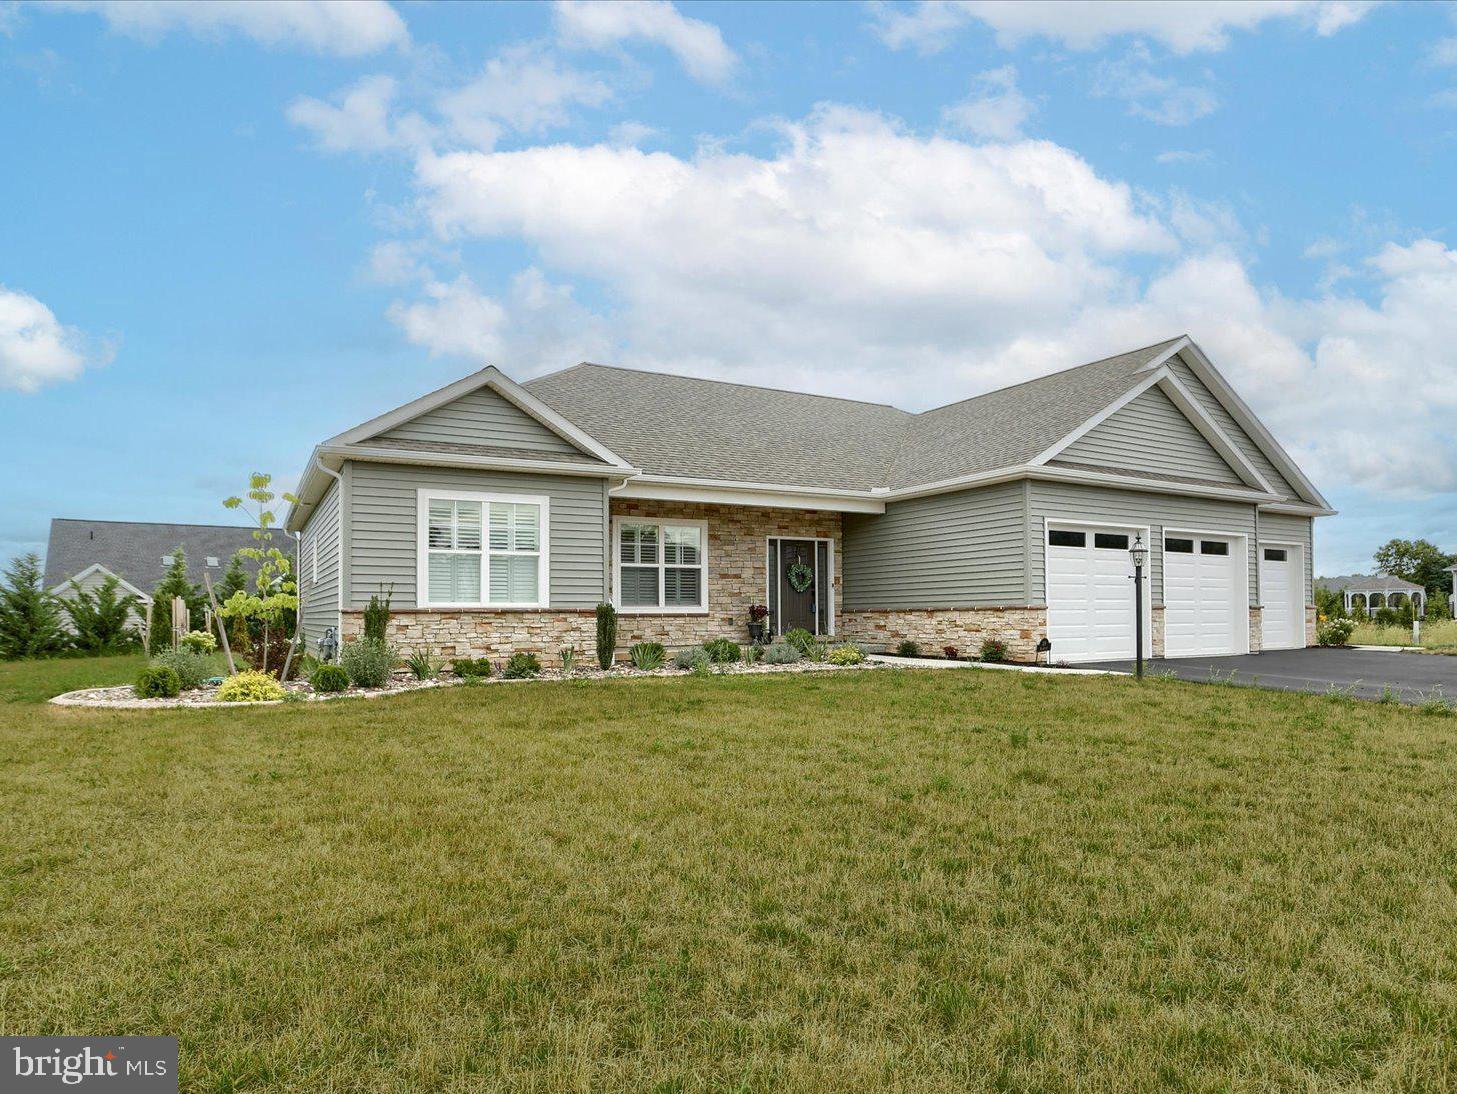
left=787, top=558, right=814, bottom=593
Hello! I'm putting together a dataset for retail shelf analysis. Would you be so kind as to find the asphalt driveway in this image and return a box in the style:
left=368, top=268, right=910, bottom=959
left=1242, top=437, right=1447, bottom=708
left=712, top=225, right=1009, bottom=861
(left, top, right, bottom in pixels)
left=1082, top=647, right=1457, bottom=703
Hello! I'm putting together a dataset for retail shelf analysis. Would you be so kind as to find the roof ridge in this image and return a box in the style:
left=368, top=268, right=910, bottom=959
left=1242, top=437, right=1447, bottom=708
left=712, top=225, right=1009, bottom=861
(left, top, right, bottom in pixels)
left=532, top=361, right=909, bottom=413
left=914, top=335, right=1186, bottom=418
left=50, top=518, right=256, bottom=531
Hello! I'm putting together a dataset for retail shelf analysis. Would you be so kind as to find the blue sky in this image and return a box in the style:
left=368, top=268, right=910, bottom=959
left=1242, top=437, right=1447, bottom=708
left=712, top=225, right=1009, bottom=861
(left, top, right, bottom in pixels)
left=3, top=0, right=1456, bottom=575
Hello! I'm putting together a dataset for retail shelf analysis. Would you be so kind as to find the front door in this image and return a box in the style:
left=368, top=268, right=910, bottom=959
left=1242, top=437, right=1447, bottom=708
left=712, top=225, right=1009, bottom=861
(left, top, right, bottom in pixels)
left=777, top=539, right=818, bottom=635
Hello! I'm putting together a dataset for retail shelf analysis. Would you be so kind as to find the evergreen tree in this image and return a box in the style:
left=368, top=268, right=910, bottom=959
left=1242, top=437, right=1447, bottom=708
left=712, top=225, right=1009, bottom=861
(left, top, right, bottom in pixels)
left=0, top=553, right=68, bottom=659
left=61, top=575, right=141, bottom=652
left=149, top=547, right=204, bottom=649
left=214, top=551, right=249, bottom=604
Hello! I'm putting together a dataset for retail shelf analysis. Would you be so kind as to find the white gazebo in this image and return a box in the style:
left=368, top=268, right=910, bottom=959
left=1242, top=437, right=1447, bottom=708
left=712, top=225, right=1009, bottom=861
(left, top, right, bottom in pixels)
left=1316, top=574, right=1425, bottom=618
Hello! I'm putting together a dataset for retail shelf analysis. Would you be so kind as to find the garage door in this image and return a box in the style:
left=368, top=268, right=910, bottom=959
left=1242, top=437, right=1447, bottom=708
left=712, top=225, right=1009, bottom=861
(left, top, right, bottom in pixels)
left=1260, top=546, right=1302, bottom=650
left=1046, top=524, right=1148, bottom=663
left=1163, top=534, right=1243, bottom=657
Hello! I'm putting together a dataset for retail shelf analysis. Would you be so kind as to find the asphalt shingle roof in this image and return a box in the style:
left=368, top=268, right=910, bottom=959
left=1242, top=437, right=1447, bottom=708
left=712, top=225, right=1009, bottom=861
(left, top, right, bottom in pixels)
left=43, top=519, right=267, bottom=594
left=1316, top=574, right=1425, bottom=594
left=525, top=338, right=1183, bottom=492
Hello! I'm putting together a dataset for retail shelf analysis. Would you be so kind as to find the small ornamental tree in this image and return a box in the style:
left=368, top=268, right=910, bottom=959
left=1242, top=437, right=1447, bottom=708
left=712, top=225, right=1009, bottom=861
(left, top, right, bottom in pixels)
left=220, top=473, right=300, bottom=675
left=0, top=553, right=68, bottom=660
left=63, top=575, right=140, bottom=652
left=149, top=547, right=204, bottom=649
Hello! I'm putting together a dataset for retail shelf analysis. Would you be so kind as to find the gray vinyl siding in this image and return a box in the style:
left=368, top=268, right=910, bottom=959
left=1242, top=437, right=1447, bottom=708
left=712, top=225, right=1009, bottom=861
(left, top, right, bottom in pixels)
left=1028, top=481, right=1259, bottom=606
left=1062, top=386, right=1243, bottom=485
left=1167, top=355, right=1300, bottom=500
left=841, top=481, right=1026, bottom=608
left=345, top=461, right=606, bottom=609
left=1258, top=511, right=1314, bottom=605
left=299, top=477, right=341, bottom=651
left=373, top=387, right=582, bottom=456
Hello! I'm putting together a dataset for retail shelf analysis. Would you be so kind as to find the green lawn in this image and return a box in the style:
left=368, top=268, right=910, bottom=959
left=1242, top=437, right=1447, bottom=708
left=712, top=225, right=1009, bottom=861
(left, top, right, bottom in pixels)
left=2, top=660, right=1456, bottom=1090
left=0, top=651, right=146, bottom=703
left=1351, top=618, right=1457, bottom=651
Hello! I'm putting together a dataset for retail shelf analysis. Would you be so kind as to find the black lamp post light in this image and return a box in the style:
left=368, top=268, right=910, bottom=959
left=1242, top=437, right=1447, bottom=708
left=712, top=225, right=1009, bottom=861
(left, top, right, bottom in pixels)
left=1129, top=533, right=1148, bottom=679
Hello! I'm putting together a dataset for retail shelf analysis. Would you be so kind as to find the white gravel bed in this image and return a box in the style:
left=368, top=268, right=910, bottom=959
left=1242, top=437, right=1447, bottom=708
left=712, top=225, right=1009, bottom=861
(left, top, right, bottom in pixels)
left=48, top=659, right=884, bottom=709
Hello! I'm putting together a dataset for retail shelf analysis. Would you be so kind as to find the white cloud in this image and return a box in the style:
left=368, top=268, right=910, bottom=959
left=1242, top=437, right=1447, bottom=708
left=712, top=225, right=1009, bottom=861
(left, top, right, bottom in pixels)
left=1434, top=37, right=1457, bottom=66
left=941, top=65, right=1034, bottom=140
left=437, top=44, right=613, bottom=148
left=871, top=0, right=1379, bottom=55
left=50, top=0, right=407, bottom=56
left=608, top=120, right=662, bottom=147
left=287, top=75, right=432, bottom=154
left=553, top=0, right=737, bottom=84
left=386, top=269, right=610, bottom=369
left=0, top=285, right=111, bottom=393
left=1095, top=49, right=1218, bottom=125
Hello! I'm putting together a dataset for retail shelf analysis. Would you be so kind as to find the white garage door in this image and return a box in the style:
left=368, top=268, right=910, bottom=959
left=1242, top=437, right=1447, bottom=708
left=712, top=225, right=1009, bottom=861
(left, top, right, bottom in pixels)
left=1163, top=534, right=1244, bottom=657
left=1046, top=524, right=1149, bottom=663
left=1260, top=546, right=1302, bottom=650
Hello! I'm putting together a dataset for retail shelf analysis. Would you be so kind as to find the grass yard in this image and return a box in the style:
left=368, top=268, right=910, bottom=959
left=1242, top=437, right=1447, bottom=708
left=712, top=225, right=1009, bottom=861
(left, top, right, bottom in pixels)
left=1351, top=618, right=1457, bottom=651
left=3, top=660, right=1456, bottom=1090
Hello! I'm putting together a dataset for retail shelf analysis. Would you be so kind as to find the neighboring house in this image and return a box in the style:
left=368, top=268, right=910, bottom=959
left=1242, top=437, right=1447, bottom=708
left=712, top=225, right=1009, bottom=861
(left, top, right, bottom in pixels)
left=43, top=519, right=265, bottom=626
left=285, top=335, right=1333, bottom=665
left=1316, top=574, right=1425, bottom=617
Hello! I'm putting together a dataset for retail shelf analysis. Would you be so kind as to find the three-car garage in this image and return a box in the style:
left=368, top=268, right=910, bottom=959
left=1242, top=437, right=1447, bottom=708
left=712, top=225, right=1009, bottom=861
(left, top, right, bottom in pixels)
left=1045, top=519, right=1256, bottom=663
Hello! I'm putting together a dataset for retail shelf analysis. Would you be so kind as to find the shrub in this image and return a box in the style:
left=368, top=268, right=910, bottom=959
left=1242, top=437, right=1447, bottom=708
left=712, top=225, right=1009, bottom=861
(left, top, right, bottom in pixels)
left=979, top=638, right=1008, bottom=663
left=452, top=657, right=492, bottom=679
left=151, top=648, right=211, bottom=690
left=310, top=664, right=349, bottom=693
left=596, top=603, right=617, bottom=669
left=1373, top=607, right=1400, bottom=627
left=784, top=628, right=818, bottom=656
left=341, top=636, right=396, bottom=688
left=0, top=553, right=67, bottom=660
left=503, top=652, right=541, bottom=679
left=763, top=641, right=801, bottom=665
left=62, top=574, right=140, bottom=653
left=744, top=643, right=764, bottom=664
left=629, top=641, right=667, bottom=670
left=406, top=648, right=441, bottom=680
left=703, top=637, right=741, bottom=663
left=942, top=645, right=959, bottom=660
left=896, top=639, right=920, bottom=658
left=363, top=587, right=392, bottom=642
left=674, top=645, right=710, bottom=671
left=1317, top=617, right=1357, bottom=647
left=180, top=630, right=217, bottom=654
left=827, top=643, right=864, bottom=666
left=560, top=646, right=579, bottom=673
left=134, top=664, right=181, bottom=699
left=216, top=670, right=286, bottom=703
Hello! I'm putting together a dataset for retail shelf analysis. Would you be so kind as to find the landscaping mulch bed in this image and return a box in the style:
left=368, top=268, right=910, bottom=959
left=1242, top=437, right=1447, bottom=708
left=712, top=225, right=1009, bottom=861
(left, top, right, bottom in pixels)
left=49, top=659, right=884, bottom=709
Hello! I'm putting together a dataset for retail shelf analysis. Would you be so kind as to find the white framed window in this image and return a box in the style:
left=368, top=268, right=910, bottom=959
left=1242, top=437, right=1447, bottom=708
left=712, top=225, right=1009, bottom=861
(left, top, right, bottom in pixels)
left=416, top=489, right=550, bottom=609
left=612, top=516, right=708, bottom=613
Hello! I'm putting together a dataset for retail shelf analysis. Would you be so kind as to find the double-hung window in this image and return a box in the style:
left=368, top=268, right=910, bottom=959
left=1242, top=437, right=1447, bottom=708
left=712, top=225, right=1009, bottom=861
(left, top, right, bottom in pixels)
left=615, top=518, right=707, bottom=611
left=418, top=490, right=549, bottom=608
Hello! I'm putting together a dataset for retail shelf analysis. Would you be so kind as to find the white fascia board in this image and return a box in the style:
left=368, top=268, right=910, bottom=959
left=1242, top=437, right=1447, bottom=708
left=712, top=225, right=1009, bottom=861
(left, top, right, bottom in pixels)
left=1174, top=340, right=1333, bottom=511
left=323, top=443, right=640, bottom=480
left=321, top=365, right=632, bottom=470
left=1027, top=365, right=1273, bottom=494
left=1134, top=335, right=1193, bottom=373
left=50, top=563, right=150, bottom=600
left=614, top=475, right=886, bottom=514
left=1026, top=370, right=1166, bottom=467
left=1258, top=501, right=1339, bottom=517
left=883, top=463, right=1280, bottom=505
left=283, top=445, right=328, bottom=533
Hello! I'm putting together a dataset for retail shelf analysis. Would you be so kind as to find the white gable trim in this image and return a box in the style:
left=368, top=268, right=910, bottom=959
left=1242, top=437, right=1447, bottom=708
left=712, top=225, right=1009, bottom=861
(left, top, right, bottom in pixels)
left=1142, top=337, right=1332, bottom=511
left=50, top=563, right=151, bottom=601
left=1029, top=367, right=1274, bottom=493
left=324, top=365, right=633, bottom=470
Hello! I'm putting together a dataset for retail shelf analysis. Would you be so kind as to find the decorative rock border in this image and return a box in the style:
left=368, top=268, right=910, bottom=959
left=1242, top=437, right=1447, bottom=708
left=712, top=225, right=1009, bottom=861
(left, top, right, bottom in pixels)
left=48, top=660, right=885, bottom=710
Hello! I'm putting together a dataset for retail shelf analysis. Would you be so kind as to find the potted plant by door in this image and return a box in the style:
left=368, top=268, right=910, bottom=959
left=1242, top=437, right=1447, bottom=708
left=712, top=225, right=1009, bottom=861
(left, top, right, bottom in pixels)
left=747, top=604, right=770, bottom=645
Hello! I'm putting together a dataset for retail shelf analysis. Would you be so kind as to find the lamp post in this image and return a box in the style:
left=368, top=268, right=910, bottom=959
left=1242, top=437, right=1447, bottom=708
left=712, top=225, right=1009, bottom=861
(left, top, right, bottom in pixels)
left=1130, top=533, right=1148, bottom=679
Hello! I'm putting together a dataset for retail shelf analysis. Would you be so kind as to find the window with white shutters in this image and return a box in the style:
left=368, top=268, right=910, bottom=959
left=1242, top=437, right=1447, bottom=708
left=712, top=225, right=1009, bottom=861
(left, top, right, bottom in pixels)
left=419, top=492, right=548, bottom=607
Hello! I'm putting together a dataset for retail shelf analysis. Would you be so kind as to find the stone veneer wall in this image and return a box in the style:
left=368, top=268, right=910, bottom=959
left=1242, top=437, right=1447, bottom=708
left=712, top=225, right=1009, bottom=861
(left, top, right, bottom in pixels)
left=1248, top=606, right=1263, bottom=654
left=609, top=499, right=842, bottom=649
left=1305, top=606, right=1317, bottom=647
left=1150, top=605, right=1166, bottom=658
left=341, top=500, right=844, bottom=658
left=839, top=607, right=1047, bottom=662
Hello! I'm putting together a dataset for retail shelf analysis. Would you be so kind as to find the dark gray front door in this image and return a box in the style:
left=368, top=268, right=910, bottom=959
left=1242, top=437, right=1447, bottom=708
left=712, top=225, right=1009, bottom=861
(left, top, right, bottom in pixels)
left=777, top=539, right=817, bottom=634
